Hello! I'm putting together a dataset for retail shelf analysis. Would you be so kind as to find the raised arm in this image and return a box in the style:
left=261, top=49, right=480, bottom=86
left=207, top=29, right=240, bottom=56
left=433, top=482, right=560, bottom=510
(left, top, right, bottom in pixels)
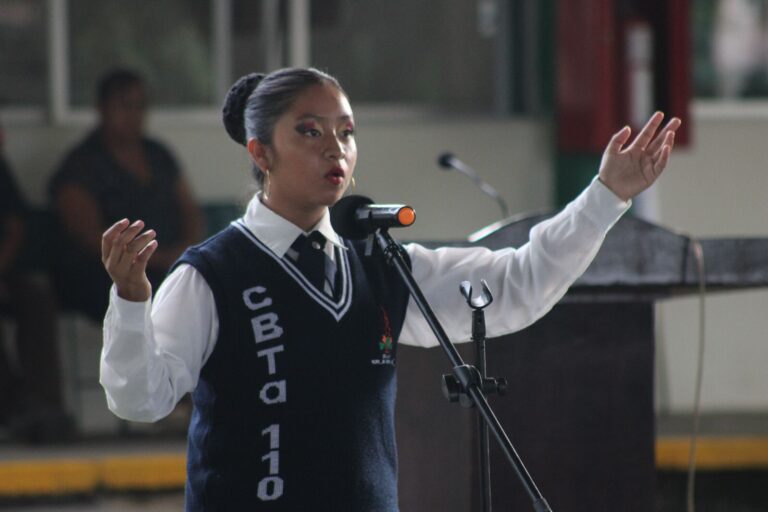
left=400, top=112, right=681, bottom=347
left=100, top=217, right=218, bottom=424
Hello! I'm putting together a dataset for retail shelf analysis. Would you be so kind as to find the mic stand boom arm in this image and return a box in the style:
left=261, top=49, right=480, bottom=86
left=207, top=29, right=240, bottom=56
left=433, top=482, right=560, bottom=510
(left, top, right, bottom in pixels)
left=446, top=158, right=510, bottom=219
left=372, top=228, right=553, bottom=512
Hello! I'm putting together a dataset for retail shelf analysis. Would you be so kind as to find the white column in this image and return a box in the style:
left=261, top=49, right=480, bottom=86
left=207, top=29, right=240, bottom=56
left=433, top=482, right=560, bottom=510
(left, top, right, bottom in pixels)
left=213, top=0, right=233, bottom=100
left=288, top=0, right=310, bottom=67
left=47, top=0, right=69, bottom=122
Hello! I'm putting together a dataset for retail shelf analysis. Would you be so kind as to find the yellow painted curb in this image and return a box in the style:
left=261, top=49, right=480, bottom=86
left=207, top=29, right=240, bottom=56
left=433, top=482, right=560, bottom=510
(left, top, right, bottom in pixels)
left=100, top=454, right=186, bottom=490
left=0, top=459, right=98, bottom=496
left=2, top=438, right=768, bottom=497
left=0, top=454, right=186, bottom=497
left=656, top=437, right=768, bottom=470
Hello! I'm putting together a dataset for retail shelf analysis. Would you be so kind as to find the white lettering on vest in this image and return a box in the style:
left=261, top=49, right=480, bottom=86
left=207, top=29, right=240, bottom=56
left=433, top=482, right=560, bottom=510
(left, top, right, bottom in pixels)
left=257, top=476, right=284, bottom=501
left=260, top=380, right=287, bottom=404
left=252, top=313, right=284, bottom=343
left=243, top=286, right=272, bottom=311
left=262, top=450, right=280, bottom=474
left=257, top=345, right=285, bottom=375
left=245, top=286, right=287, bottom=502
left=258, top=425, right=283, bottom=501
left=262, top=424, right=280, bottom=450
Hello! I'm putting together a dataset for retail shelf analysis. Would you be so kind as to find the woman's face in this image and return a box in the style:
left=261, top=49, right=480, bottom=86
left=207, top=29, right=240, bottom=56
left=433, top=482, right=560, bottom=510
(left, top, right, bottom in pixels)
left=100, top=83, right=147, bottom=142
left=254, top=82, right=357, bottom=221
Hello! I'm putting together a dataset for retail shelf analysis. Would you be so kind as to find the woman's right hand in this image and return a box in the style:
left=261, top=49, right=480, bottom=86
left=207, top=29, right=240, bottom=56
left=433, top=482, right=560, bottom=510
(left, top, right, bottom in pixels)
left=101, top=219, right=158, bottom=302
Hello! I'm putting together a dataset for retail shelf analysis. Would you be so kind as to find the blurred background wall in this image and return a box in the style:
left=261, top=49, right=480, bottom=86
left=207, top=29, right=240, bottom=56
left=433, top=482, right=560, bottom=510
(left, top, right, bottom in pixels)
left=0, top=0, right=766, bottom=423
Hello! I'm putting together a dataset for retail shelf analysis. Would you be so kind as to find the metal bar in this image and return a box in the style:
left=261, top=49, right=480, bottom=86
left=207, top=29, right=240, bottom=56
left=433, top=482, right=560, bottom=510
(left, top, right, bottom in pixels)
left=288, top=0, right=310, bottom=67
left=47, top=0, right=69, bottom=122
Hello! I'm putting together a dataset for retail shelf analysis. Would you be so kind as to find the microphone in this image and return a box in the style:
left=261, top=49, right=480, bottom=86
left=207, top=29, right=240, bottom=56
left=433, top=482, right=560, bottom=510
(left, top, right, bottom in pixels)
left=331, top=195, right=416, bottom=240
left=437, top=152, right=510, bottom=219
left=437, top=152, right=455, bottom=169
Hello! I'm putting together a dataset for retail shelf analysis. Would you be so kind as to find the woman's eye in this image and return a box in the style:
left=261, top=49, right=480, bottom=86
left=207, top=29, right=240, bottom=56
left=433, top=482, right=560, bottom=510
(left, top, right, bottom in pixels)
left=296, top=125, right=321, bottom=137
left=341, top=127, right=355, bottom=138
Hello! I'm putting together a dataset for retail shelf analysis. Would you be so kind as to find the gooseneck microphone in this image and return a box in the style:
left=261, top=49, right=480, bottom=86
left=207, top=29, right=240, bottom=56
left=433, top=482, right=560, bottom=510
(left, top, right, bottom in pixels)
left=437, top=152, right=510, bottom=219
left=331, top=195, right=416, bottom=240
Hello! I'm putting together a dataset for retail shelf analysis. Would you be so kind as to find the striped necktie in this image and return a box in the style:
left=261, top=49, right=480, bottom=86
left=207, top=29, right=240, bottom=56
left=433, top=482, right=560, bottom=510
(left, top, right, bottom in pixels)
left=286, top=231, right=337, bottom=298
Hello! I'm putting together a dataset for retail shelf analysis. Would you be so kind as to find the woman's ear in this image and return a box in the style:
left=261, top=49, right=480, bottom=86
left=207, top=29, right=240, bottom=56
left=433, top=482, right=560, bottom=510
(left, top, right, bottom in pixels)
left=247, top=138, right=270, bottom=171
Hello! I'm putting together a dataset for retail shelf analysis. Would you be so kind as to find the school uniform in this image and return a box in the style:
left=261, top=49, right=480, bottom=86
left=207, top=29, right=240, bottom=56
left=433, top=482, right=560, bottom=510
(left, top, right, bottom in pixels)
left=101, top=176, right=629, bottom=511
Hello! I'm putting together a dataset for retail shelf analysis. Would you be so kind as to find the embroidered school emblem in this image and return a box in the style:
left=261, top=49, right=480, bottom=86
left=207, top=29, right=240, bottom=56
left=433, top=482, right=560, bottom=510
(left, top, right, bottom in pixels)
left=379, top=335, right=393, bottom=353
left=372, top=307, right=395, bottom=366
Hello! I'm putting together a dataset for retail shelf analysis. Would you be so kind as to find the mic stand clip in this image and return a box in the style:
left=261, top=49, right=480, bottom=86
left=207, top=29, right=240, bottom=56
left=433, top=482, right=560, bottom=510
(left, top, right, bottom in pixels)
left=441, top=281, right=508, bottom=409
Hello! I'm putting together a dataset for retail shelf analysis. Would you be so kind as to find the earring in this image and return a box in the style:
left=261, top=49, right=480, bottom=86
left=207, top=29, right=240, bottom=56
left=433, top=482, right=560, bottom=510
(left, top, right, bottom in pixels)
left=263, top=169, right=270, bottom=200
left=350, top=176, right=356, bottom=189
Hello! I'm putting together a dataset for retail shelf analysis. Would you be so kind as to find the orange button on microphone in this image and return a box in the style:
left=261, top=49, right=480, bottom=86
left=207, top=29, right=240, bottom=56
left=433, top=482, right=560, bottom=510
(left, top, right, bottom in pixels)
left=397, top=207, right=416, bottom=227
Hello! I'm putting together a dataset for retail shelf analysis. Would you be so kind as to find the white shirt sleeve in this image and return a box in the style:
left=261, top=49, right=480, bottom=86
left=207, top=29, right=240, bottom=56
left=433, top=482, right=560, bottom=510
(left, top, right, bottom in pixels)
left=99, top=178, right=627, bottom=418
left=100, top=264, right=218, bottom=422
left=398, top=177, right=630, bottom=347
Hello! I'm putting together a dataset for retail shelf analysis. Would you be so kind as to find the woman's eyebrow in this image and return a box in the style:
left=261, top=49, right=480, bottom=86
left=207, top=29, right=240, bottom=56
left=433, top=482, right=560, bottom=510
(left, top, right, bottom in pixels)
left=295, top=114, right=354, bottom=122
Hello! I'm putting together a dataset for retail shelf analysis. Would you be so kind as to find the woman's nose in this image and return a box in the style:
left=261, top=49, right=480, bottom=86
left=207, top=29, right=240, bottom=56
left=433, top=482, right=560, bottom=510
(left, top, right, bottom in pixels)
left=324, top=136, right=346, bottom=160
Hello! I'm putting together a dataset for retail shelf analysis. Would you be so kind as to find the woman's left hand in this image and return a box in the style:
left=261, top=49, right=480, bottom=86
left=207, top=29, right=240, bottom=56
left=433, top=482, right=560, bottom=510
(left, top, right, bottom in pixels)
left=598, top=111, right=682, bottom=202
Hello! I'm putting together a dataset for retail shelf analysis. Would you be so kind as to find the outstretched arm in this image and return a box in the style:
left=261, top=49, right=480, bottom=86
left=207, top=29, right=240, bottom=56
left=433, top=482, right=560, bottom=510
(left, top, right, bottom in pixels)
left=400, top=178, right=628, bottom=347
left=400, top=112, right=682, bottom=347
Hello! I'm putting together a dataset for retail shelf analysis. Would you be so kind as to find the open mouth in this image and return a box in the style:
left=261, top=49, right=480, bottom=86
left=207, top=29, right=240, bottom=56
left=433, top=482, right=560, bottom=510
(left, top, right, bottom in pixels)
left=325, top=167, right=345, bottom=185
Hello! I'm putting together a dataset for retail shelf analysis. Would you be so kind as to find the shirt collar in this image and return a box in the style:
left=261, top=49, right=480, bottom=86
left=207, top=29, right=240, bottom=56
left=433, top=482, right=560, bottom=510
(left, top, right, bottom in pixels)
left=242, top=193, right=346, bottom=258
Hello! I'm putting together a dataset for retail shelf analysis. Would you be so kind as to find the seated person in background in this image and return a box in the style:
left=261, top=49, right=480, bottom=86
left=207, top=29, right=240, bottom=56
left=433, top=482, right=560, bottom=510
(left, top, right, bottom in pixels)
left=0, top=118, right=72, bottom=442
left=49, top=69, right=205, bottom=322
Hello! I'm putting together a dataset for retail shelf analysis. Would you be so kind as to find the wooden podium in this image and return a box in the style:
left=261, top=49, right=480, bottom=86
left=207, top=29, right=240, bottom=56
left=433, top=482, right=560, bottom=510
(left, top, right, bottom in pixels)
left=396, top=214, right=768, bottom=511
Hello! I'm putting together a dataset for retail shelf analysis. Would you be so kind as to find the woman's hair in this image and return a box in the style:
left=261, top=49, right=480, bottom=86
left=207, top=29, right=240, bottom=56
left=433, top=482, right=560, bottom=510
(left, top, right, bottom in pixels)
left=97, top=68, right=144, bottom=107
left=221, top=67, right=345, bottom=184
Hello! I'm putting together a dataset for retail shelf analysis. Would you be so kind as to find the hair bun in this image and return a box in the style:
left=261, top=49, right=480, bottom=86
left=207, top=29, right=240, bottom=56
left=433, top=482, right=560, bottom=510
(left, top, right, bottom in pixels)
left=222, top=73, right=265, bottom=146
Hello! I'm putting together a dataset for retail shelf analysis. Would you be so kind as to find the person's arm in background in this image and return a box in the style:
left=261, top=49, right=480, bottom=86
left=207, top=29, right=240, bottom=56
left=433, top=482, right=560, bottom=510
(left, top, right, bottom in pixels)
left=53, top=184, right=104, bottom=258
left=0, top=214, right=24, bottom=275
left=53, top=175, right=205, bottom=271
left=0, top=128, right=28, bottom=275
left=146, top=175, right=205, bottom=271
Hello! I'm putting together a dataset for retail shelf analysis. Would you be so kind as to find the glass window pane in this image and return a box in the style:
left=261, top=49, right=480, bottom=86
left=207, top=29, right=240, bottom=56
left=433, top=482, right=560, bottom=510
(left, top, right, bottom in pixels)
left=0, top=0, right=46, bottom=106
left=231, top=0, right=271, bottom=80
left=68, top=0, right=215, bottom=107
left=309, top=0, right=496, bottom=112
left=693, top=0, right=768, bottom=99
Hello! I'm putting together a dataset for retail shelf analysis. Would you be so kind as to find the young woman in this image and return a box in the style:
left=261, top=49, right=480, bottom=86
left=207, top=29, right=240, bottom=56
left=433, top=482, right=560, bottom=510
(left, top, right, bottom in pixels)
left=100, top=68, right=680, bottom=511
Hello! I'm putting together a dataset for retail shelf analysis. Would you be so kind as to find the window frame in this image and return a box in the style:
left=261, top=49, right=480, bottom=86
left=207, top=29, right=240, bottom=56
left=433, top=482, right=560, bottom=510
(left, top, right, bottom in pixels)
left=2, top=0, right=518, bottom=125
left=693, top=99, right=768, bottom=120
left=47, top=0, right=241, bottom=125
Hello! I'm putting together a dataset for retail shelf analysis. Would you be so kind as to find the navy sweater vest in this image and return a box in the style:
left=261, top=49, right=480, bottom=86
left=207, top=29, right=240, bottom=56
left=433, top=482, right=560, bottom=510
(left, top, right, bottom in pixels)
left=177, top=221, right=410, bottom=511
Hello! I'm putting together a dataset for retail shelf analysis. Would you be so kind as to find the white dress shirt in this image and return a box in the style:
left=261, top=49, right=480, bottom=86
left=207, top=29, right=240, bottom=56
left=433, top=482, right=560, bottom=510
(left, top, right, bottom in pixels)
left=100, top=177, right=629, bottom=422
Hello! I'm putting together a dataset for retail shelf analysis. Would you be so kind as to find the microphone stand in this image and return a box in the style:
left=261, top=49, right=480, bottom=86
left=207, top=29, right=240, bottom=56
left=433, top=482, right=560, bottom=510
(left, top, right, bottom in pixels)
left=458, top=279, right=503, bottom=512
left=370, top=228, right=553, bottom=512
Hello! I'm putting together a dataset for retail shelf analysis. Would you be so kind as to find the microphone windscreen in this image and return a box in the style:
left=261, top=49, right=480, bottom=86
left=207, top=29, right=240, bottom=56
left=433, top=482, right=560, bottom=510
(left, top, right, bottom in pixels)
left=437, top=152, right=455, bottom=169
left=331, top=194, right=374, bottom=240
